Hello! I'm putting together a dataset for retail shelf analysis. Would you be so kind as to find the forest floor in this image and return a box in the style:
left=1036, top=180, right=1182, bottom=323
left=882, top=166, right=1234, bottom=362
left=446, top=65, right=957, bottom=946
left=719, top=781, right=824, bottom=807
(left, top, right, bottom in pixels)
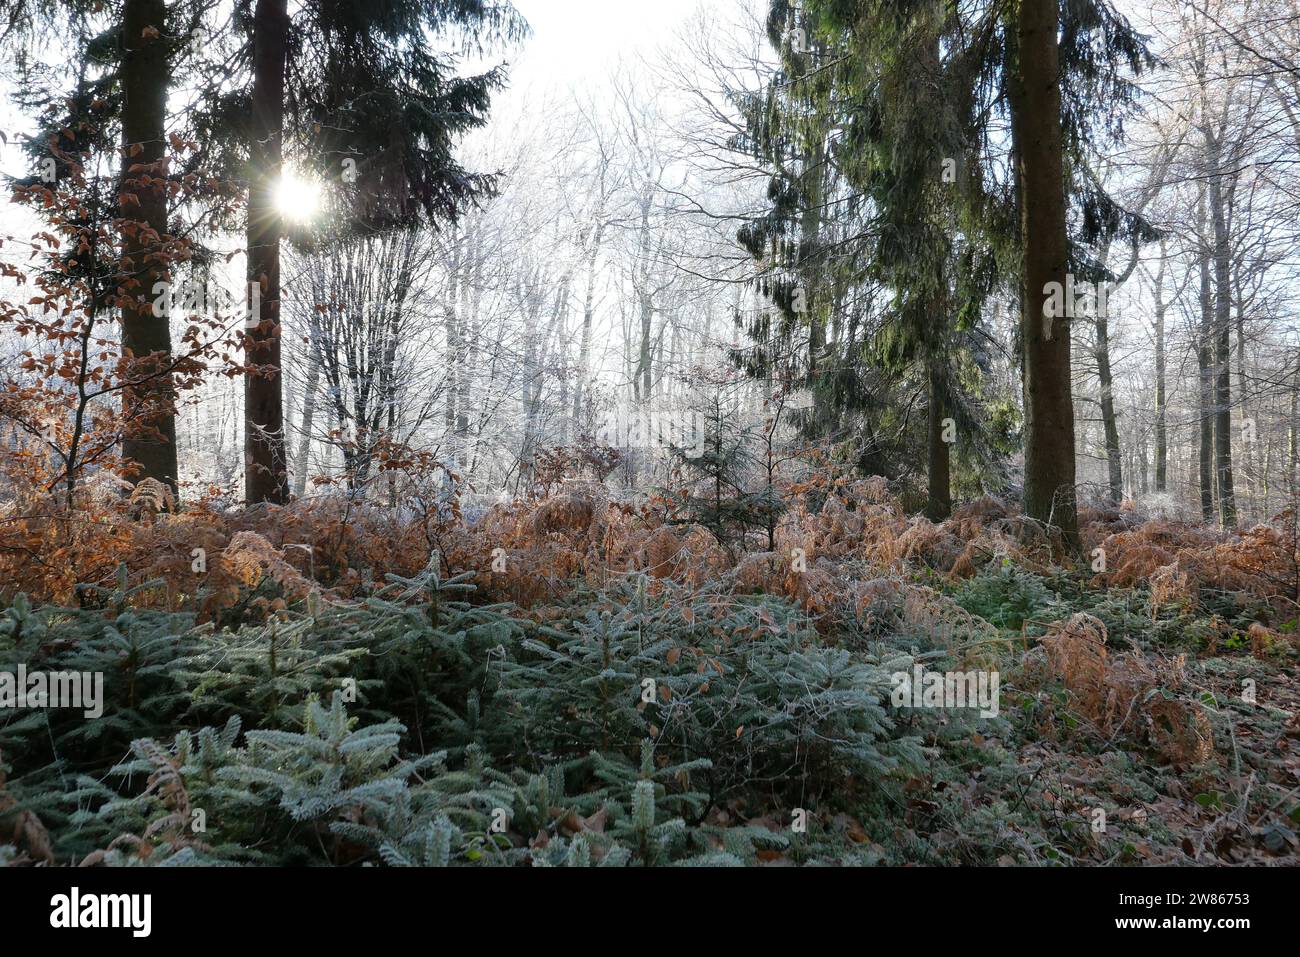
left=1, top=475, right=1298, bottom=866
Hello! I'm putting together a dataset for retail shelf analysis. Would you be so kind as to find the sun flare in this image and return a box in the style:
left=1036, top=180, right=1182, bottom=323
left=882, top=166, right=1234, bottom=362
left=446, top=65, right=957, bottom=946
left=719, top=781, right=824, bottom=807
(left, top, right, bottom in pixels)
left=275, top=170, right=322, bottom=223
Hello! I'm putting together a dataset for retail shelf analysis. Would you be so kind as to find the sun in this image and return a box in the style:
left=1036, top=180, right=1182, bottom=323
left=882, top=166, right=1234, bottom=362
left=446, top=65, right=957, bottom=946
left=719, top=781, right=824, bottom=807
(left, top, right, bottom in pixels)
left=275, top=169, right=322, bottom=223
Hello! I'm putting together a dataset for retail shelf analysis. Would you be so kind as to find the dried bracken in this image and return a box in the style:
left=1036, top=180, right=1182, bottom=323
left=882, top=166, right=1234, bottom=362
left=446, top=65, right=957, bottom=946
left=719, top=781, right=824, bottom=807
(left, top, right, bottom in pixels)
left=1089, top=512, right=1298, bottom=616
left=221, top=531, right=313, bottom=598
left=898, top=584, right=1003, bottom=664
left=128, top=477, right=175, bottom=519
left=1149, top=563, right=1194, bottom=618
left=0, top=748, right=53, bottom=865
left=1034, top=613, right=1213, bottom=765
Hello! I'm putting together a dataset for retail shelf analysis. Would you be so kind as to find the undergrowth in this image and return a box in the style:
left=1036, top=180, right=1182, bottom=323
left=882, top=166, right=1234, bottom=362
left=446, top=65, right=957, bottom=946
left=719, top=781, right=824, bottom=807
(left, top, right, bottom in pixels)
left=1, top=481, right=1297, bottom=866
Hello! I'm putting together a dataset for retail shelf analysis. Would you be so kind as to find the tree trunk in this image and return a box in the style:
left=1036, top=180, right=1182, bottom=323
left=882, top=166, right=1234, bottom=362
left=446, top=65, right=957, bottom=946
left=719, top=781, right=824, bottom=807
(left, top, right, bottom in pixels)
left=1011, top=0, right=1079, bottom=547
left=634, top=194, right=655, bottom=405
left=1096, top=306, right=1122, bottom=504
left=1289, top=361, right=1299, bottom=500
left=1207, top=156, right=1236, bottom=528
left=445, top=224, right=460, bottom=466
left=1233, top=269, right=1254, bottom=519
left=456, top=220, right=473, bottom=456
left=925, top=358, right=951, bottom=520
left=1197, top=192, right=1216, bottom=521
left=1153, top=246, right=1168, bottom=492
left=119, top=0, right=178, bottom=497
left=244, top=0, right=290, bottom=504
left=800, top=131, right=826, bottom=429
left=573, top=215, right=606, bottom=430
left=517, top=272, right=540, bottom=486
left=1137, top=426, right=1149, bottom=495
left=292, top=329, right=321, bottom=498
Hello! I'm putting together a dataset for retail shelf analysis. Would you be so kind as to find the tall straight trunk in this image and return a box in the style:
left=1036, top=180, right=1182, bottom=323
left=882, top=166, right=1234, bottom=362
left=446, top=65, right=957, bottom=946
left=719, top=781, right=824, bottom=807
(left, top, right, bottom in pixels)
left=465, top=223, right=486, bottom=471
left=292, top=331, right=322, bottom=498
left=925, top=358, right=951, bottom=520
left=1207, top=159, right=1236, bottom=528
left=1290, top=361, right=1300, bottom=499
left=455, top=220, right=474, bottom=455
left=1233, top=271, right=1254, bottom=517
left=244, top=0, right=290, bottom=504
left=1095, top=306, right=1122, bottom=504
left=573, top=216, right=606, bottom=429
left=634, top=193, right=654, bottom=404
left=119, top=0, right=178, bottom=496
left=1011, top=0, right=1079, bottom=547
left=638, top=295, right=652, bottom=403
left=1197, top=193, right=1216, bottom=521
left=445, top=225, right=460, bottom=465
left=800, top=129, right=826, bottom=429
left=386, top=400, right=399, bottom=507
left=1290, top=380, right=1299, bottom=500
left=1261, top=434, right=1272, bottom=517
left=555, top=280, right=571, bottom=447
left=1137, top=428, right=1149, bottom=495
left=517, top=272, right=540, bottom=484
left=1153, top=247, right=1168, bottom=492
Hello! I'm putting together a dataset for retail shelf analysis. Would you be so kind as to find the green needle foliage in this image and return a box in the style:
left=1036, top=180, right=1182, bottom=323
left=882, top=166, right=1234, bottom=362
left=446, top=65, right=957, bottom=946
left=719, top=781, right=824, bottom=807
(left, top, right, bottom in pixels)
left=0, top=561, right=945, bottom=866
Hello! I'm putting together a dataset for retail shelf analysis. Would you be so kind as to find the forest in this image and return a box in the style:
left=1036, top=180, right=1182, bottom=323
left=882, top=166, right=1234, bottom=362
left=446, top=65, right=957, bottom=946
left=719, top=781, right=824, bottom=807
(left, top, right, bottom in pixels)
left=0, top=0, right=1296, bottom=874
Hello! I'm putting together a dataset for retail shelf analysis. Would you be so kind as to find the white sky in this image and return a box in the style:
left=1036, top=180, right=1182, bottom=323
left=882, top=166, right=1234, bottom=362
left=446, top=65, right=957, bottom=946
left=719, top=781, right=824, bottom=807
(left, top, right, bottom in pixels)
left=0, top=92, right=29, bottom=179
left=506, top=0, right=711, bottom=88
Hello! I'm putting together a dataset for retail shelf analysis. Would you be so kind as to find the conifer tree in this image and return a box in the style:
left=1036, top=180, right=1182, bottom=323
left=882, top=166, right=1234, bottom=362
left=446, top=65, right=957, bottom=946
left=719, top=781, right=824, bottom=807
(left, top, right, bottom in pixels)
left=664, top=385, right=780, bottom=554
left=119, top=0, right=179, bottom=495
left=1, top=1, right=191, bottom=495
left=747, top=0, right=1157, bottom=540
left=206, top=0, right=529, bottom=503
left=736, top=1, right=1003, bottom=512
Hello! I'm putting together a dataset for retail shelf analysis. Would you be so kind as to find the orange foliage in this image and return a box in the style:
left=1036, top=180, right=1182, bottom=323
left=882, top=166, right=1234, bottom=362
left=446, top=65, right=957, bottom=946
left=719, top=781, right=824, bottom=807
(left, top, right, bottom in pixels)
left=1091, top=511, right=1298, bottom=616
left=3, top=439, right=1295, bottom=643
left=1034, top=614, right=1213, bottom=765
